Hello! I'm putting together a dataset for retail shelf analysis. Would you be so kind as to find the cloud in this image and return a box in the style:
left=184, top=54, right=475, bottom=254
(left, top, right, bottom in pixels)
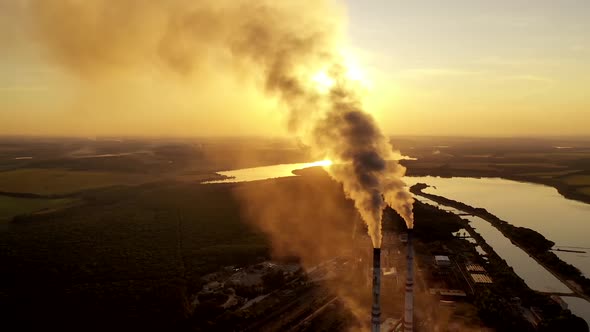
left=473, top=56, right=559, bottom=67
left=0, top=85, right=48, bottom=92
left=500, top=75, right=553, bottom=83
left=400, top=68, right=484, bottom=78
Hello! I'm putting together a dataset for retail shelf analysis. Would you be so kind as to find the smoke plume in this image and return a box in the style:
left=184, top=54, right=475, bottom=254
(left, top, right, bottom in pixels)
left=23, top=0, right=413, bottom=246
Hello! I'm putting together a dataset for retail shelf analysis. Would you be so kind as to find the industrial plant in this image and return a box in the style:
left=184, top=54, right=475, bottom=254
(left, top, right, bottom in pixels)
left=371, top=226, right=415, bottom=332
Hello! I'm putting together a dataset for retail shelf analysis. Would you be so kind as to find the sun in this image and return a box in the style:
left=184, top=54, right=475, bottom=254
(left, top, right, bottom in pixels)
left=339, top=49, right=372, bottom=89
left=307, top=159, right=333, bottom=168
left=310, top=49, right=372, bottom=94
left=311, top=70, right=335, bottom=93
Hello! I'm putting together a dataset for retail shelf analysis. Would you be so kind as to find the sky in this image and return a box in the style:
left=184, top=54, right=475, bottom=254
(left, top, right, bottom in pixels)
left=1, top=0, right=589, bottom=137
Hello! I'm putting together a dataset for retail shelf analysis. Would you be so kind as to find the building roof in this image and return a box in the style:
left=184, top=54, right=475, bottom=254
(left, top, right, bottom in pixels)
left=471, top=273, right=493, bottom=284
left=466, top=264, right=486, bottom=272
left=383, top=267, right=397, bottom=276
left=429, top=288, right=467, bottom=297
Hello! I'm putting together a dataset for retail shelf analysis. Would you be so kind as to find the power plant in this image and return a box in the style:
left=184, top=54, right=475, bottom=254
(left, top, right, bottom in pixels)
left=370, top=227, right=414, bottom=332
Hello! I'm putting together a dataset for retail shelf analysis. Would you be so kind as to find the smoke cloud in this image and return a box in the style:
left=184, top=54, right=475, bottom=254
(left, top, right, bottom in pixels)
left=23, top=0, right=413, bottom=245
left=233, top=175, right=373, bottom=327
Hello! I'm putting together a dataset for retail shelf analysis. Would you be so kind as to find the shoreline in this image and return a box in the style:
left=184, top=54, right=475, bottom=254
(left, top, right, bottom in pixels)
left=410, top=183, right=590, bottom=302
left=404, top=166, right=590, bottom=206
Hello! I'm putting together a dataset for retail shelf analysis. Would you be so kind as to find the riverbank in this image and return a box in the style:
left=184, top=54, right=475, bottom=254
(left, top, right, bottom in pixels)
left=405, top=167, right=590, bottom=205
left=508, top=173, right=590, bottom=206
left=411, top=183, right=590, bottom=302
left=389, top=200, right=588, bottom=331
left=393, top=136, right=590, bottom=205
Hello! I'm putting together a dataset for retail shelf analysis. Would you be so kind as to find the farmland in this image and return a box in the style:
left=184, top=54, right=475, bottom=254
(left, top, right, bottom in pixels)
left=0, top=168, right=149, bottom=195
left=0, top=180, right=271, bottom=331
left=0, top=196, right=75, bottom=222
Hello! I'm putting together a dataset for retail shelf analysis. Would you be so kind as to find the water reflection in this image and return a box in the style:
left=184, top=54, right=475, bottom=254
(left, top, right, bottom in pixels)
left=406, top=176, right=590, bottom=277
left=418, top=196, right=569, bottom=292
left=205, top=153, right=414, bottom=184
left=562, top=296, right=590, bottom=327
left=202, top=162, right=590, bottom=322
left=206, top=165, right=590, bottom=278
left=463, top=215, right=571, bottom=293
left=204, top=160, right=332, bottom=184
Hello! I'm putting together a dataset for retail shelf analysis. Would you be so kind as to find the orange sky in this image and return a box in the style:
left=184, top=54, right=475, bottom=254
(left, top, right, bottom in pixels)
left=1, top=0, right=589, bottom=137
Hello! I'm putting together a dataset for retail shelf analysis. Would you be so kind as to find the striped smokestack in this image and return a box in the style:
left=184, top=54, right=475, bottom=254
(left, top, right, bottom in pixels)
left=371, top=247, right=381, bottom=332
left=404, top=229, right=414, bottom=332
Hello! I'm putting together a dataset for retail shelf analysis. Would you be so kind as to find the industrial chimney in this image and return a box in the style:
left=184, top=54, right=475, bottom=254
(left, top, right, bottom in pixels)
left=371, top=247, right=381, bottom=332
left=403, top=229, right=414, bottom=332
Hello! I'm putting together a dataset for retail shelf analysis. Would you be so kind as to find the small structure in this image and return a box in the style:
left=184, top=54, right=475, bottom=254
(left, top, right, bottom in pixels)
left=465, top=263, right=486, bottom=273
left=399, top=233, right=408, bottom=243
left=429, top=288, right=467, bottom=300
left=434, top=255, right=451, bottom=267
left=550, top=295, right=568, bottom=310
left=470, top=273, right=493, bottom=284
left=381, top=318, right=402, bottom=332
left=531, top=307, right=544, bottom=323
left=382, top=267, right=399, bottom=289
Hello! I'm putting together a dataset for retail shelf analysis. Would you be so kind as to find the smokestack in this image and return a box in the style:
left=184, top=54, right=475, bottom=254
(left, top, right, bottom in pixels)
left=404, top=229, right=414, bottom=332
left=371, top=247, right=381, bottom=332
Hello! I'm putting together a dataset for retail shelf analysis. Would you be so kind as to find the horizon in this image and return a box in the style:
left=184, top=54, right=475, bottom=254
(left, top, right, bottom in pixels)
left=2, top=133, right=590, bottom=141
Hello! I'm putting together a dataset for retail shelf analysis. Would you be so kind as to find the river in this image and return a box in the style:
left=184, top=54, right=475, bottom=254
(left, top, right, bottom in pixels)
left=206, top=163, right=590, bottom=277
left=415, top=196, right=571, bottom=293
left=203, top=162, right=590, bottom=324
left=404, top=176, right=590, bottom=278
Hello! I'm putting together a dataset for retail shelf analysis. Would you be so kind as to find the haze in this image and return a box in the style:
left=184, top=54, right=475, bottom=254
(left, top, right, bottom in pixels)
left=1, top=0, right=589, bottom=137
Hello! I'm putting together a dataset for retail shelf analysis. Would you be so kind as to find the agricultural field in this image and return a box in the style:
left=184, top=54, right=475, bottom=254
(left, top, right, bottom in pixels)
left=0, top=168, right=150, bottom=195
left=398, top=136, right=590, bottom=203
left=0, top=196, right=75, bottom=222
left=0, top=180, right=271, bottom=331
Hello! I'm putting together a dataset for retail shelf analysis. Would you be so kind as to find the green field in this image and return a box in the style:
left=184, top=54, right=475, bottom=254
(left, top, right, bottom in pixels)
left=517, top=170, right=580, bottom=178
left=0, top=196, right=74, bottom=222
left=0, top=168, right=150, bottom=195
left=0, top=179, right=271, bottom=330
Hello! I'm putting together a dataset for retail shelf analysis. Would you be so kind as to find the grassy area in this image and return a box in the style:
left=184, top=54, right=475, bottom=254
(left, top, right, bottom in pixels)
left=517, top=170, right=580, bottom=178
left=563, top=175, right=590, bottom=186
left=449, top=163, right=498, bottom=171
left=0, top=180, right=270, bottom=331
left=0, top=168, right=150, bottom=195
left=0, top=168, right=363, bottom=331
left=0, top=196, right=74, bottom=222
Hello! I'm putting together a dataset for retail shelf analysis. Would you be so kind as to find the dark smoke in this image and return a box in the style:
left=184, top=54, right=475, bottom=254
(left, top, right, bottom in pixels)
left=23, top=0, right=413, bottom=246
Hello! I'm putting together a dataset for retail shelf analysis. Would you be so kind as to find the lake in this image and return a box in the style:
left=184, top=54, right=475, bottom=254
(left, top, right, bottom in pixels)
left=203, top=160, right=333, bottom=183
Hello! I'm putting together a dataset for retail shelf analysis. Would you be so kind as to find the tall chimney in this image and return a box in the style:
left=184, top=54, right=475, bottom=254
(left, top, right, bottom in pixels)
left=371, top=247, right=381, bottom=332
left=404, top=229, right=414, bottom=332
